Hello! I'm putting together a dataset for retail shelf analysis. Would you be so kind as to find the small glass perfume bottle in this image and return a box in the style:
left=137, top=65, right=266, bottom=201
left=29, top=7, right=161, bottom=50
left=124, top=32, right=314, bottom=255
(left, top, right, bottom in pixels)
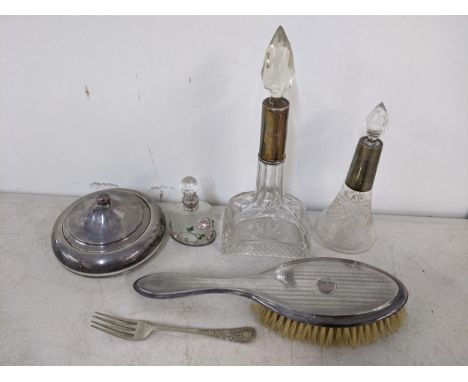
left=221, top=26, right=310, bottom=258
left=314, top=103, right=389, bottom=253
left=169, top=176, right=216, bottom=246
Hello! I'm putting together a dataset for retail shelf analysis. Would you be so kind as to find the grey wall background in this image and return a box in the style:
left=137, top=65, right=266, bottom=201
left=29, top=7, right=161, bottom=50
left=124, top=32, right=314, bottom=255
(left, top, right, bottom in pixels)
left=1, top=16, right=467, bottom=218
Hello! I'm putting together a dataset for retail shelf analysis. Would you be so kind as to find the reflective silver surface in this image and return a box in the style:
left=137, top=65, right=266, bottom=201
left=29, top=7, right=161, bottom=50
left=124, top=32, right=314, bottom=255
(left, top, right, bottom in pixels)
left=134, top=258, right=408, bottom=327
left=52, top=188, right=166, bottom=277
left=90, top=311, right=256, bottom=343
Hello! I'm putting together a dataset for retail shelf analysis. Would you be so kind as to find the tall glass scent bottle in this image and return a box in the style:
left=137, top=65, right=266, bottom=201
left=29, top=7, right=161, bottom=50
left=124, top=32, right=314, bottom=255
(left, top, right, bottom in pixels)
left=314, top=103, right=389, bottom=254
left=169, top=176, right=216, bottom=246
left=221, top=26, right=310, bottom=258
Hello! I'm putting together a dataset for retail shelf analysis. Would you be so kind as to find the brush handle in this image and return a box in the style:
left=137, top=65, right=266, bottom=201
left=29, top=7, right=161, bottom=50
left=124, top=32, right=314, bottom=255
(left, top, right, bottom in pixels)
left=133, top=272, right=263, bottom=299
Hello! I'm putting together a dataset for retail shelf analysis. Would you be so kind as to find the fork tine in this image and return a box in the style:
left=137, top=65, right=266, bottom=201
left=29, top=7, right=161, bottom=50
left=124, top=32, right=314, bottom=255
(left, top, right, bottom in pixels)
left=92, top=314, right=136, bottom=331
left=94, top=312, right=138, bottom=326
left=90, top=323, right=134, bottom=340
left=91, top=319, right=135, bottom=336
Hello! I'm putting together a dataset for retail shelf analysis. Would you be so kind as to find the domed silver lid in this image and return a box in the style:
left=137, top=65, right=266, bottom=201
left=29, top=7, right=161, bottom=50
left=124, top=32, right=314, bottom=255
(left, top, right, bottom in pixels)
left=52, top=188, right=166, bottom=277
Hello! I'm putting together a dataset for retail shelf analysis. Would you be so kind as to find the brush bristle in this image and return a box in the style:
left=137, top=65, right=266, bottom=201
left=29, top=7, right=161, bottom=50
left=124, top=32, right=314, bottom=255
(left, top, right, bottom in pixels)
left=252, top=304, right=407, bottom=347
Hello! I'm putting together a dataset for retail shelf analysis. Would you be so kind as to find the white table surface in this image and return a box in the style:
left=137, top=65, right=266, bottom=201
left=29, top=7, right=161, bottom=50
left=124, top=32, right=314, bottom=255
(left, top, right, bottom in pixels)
left=1, top=192, right=467, bottom=365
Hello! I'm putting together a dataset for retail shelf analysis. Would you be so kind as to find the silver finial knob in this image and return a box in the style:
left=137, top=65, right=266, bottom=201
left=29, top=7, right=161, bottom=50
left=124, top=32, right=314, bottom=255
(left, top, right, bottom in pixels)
left=96, top=193, right=111, bottom=208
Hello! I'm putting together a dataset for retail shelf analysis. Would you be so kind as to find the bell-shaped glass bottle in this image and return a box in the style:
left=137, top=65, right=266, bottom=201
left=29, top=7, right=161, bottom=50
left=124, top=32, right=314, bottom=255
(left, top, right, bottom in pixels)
left=169, top=176, right=216, bottom=246
left=314, top=103, right=389, bottom=254
left=221, top=26, right=310, bottom=258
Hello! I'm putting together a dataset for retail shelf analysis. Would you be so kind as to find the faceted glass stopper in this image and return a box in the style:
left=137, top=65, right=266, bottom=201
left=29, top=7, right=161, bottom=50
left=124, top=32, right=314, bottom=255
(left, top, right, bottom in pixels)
left=366, top=102, right=389, bottom=141
left=261, top=26, right=295, bottom=98
left=180, top=176, right=199, bottom=210
left=180, top=176, right=198, bottom=195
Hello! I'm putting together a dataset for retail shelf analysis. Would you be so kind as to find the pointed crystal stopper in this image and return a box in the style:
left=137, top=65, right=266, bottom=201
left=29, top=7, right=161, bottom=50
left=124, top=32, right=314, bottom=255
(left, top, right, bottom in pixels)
left=365, top=102, right=389, bottom=141
left=261, top=26, right=295, bottom=98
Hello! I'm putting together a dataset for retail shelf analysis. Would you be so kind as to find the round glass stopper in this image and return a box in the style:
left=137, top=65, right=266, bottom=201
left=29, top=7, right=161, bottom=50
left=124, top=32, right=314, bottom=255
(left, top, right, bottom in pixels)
left=180, top=176, right=198, bottom=195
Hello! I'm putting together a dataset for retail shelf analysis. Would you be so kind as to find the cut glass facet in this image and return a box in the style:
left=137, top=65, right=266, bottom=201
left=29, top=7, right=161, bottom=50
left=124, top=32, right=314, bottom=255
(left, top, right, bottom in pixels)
left=222, top=162, right=310, bottom=258
left=261, top=26, right=295, bottom=98
left=314, top=184, right=375, bottom=254
left=366, top=102, right=389, bottom=141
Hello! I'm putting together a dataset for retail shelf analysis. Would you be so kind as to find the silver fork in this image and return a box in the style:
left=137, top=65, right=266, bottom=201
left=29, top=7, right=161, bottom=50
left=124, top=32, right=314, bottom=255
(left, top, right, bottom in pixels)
left=90, top=312, right=256, bottom=343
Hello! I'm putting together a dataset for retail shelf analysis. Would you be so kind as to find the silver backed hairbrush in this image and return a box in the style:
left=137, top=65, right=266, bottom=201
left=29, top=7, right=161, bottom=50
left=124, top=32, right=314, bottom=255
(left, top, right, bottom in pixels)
left=134, top=258, right=408, bottom=346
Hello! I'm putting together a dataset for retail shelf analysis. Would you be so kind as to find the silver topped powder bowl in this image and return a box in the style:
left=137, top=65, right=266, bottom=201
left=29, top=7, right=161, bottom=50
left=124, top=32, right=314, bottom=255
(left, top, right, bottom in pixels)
left=51, top=188, right=166, bottom=277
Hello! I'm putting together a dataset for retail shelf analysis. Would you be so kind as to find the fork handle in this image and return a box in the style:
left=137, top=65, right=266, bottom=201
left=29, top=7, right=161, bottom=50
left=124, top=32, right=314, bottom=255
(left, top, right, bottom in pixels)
left=151, top=325, right=256, bottom=343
